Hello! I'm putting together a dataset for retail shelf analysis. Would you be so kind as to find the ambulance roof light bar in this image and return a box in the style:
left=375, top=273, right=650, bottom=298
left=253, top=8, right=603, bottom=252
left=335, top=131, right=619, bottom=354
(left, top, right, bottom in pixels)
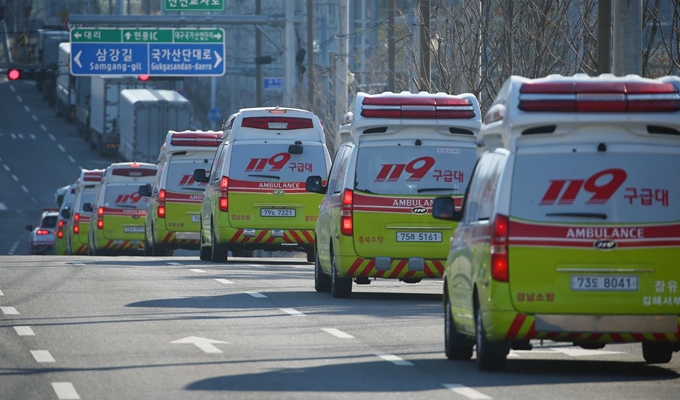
left=81, top=169, right=104, bottom=183
left=360, top=94, right=476, bottom=119
left=518, top=81, right=680, bottom=113
left=241, top=116, right=314, bottom=130
left=169, top=131, right=223, bottom=147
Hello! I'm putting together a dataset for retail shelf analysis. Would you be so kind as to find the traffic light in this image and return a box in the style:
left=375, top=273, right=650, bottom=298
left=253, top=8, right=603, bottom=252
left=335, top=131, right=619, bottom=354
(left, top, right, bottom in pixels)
left=137, top=75, right=183, bottom=82
left=255, top=55, right=273, bottom=64
left=7, top=68, right=20, bottom=80
left=6, top=67, right=55, bottom=81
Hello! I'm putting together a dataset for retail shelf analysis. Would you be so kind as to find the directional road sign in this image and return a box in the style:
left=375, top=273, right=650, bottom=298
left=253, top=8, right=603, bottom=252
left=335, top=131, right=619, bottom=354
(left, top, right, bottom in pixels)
left=263, top=77, right=284, bottom=90
left=70, top=27, right=225, bottom=76
left=208, top=107, right=222, bottom=122
left=163, top=0, right=225, bottom=12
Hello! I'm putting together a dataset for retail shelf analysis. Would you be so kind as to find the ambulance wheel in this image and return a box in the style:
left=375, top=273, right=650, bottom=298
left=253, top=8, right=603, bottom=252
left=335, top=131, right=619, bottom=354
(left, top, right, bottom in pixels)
left=306, top=250, right=315, bottom=263
left=331, top=252, right=352, bottom=298
left=475, top=301, right=509, bottom=371
left=642, top=342, right=673, bottom=364
left=314, top=249, right=331, bottom=293
left=445, top=289, right=474, bottom=360
left=143, top=235, right=151, bottom=256
left=199, top=230, right=211, bottom=261
left=210, top=226, right=228, bottom=262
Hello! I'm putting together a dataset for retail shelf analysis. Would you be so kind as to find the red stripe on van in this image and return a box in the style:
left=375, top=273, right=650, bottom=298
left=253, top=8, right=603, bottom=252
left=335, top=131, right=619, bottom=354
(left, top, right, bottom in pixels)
left=230, top=229, right=244, bottom=242
left=288, top=230, right=304, bottom=243
left=347, top=258, right=364, bottom=276
left=301, top=230, right=314, bottom=242
left=389, top=260, right=408, bottom=278
left=505, top=313, right=527, bottom=341
left=359, top=260, right=375, bottom=276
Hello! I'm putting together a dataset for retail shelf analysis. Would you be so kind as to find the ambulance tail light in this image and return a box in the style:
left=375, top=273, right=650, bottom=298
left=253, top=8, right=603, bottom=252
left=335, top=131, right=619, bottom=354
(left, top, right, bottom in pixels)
left=241, top=117, right=314, bottom=130
left=490, top=214, right=509, bottom=282
left=218, top=176, right=229, bottom=212
left=158, top=189, right=166, bottom=218
left=340, top=189, right=353, bottom=236
left=518, top=81, right=680, bottom=113
left=56, top=229, right=64, bottom=238
left=73, top=213, right=80, bottom=234
left=36, top=229, right=51, bottom=235
left=97, top=207, right=104, bottom=229
left=360, top=96, right=476, bottom=119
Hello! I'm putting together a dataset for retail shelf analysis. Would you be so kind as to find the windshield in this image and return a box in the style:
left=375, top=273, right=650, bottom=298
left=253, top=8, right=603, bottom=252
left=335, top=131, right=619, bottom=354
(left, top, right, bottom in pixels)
left=354, top=144, right=477, bottom=195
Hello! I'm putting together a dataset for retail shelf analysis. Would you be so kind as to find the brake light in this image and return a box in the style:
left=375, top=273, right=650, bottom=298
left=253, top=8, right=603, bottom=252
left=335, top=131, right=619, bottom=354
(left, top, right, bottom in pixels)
left=340, top=189, right=353, bottom=236
left=241, top=117, right=314, bottom=130
left=36, top=229, right=50, bottom=235
left=58, top=219, right=65, bottom=228
left=218, top=176, right=229, bottom=212
left=56, top=229, right=63, bottom=238
left=97, top=207, right=104, bottom=229
left=158, top=189, right=166, bottom=218
left=490, top=214, right=509, bottom=282
left=361, top=95, right=475, bottom=119
left=518, top=81, right=680, bottom=113
left=73, top=213, right=80, bottom=234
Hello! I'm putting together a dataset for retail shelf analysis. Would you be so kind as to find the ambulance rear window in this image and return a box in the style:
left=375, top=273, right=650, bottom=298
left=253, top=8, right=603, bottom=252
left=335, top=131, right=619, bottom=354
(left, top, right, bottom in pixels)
left=166, top=160, right=211, bottom=193
left=354, top=144, right=477, bottom=195
left=41, top=216, right=58, bottom=228
left=229, top=143, right=327, bottom=182
left=77, top=192, right=97, bottom=214
left=103, top=185, right=150, bottom=210
left=111, top=168, right=157, bottom=178
left=510, top=152, right=680, bottom=223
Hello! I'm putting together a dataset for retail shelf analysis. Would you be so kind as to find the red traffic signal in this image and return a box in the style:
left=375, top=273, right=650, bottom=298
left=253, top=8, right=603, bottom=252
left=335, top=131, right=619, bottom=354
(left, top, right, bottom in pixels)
left=138, top=74, right=150, bottom=81
left=7, top=68, right=20, bottom=80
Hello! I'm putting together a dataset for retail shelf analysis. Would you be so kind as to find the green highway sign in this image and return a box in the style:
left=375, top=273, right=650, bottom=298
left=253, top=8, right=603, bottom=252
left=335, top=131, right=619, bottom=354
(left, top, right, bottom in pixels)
left=70, top=28, right=224, bottom=44
left=163, top=0, right=225, bottom=12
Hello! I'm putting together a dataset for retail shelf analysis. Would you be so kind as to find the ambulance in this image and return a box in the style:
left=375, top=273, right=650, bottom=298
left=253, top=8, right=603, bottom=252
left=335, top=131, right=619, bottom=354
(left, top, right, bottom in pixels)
left=86, top=162, right=158, bottom=255
left=139, top=131, right=222, bottom=256
left=305, top=91, right=482, bottom=298
left=64, top=169, right=104, bottom=255
left=193, top=106, right=331, bottom=262
left=432, top=74, right=680, bottom=371
left=55, top=182, right=77, bottom=255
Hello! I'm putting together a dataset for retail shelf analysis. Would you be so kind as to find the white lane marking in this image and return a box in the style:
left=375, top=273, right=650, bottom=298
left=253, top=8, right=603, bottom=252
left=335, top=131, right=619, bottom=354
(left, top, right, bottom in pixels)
left=14, top=326, right=35, bottom=336
left=3, top=164, right=10, bottom=171
left=1, top=307, right=19, bottom=315
left=189, top=268, right=206, bottom=273
left=68, top=155, right=76, bottom=163
left=244, top=291, right=267, bottom=298
left=52, top=382, right=80, bottom=400
left=31, top=115, right=38, bottom=121
left=40, top=124, right=47, bottom=131
left=322, top=328, right=355, bottom=339
left=21, top=185, right=29, bottom=193
left=171, top=336, right=228, bottom=354
left=49, top=134, right=56, bottom=141
left=8, top=242, right=19, bottom=255
left=444, top=384, right=492, bottom=399
left=376, top=354, right=413, bottom=366
left=30, top=134, right=36, bottom=139
left=31, top=350, right=56, bottom=363
left=0, top=203, right=6, bottom=211
left=280, top=308, right=306, bottom=316
left=10, top=133, right=16, bottom=139
left=10, top=85, right=15, bottom=92
left=24, top=105, right=30, bottom=112
left=16, top=95, right=22, bottom=102
left=18, top=133, right=24, bottom=139
left=215, top=278, right=234, bottom=284
left=0, top=289, right=3, bottom=295
left=58, top=144, right=66, bottom=152
left=166, top=262, right=182, bottom=266
left=11, top=174, right=18, bottom=181
left=552, top=347, right=625, bottom=357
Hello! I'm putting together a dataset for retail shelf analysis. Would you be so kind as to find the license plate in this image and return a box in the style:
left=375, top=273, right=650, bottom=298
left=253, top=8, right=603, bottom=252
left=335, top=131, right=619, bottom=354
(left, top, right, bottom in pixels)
left=124, top=227, right=145, bottom=233
left=396, top=232, right=442, bottom=242
left=571, top=275, right=638, bottom=291
left=191, top=215, right=200, bottom=223
left=260, top=208, right=296, bottom=217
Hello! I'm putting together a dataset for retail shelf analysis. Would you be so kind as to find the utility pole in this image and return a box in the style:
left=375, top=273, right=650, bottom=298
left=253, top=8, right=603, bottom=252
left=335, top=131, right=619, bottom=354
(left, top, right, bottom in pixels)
left=307, top=0, right=314, bottom=112
left=597, top=0, right=611, bottom=74
left=334, top=0, right=349, bottom=130
left=283, top=1, right=295, bottom=106
left=256, top=0, right=262, bottom=106
left=387, top=0, right=395, bottom=92
left=419, top=0, right=430, bottom=92
left=612, top=0, right=641, bottom=76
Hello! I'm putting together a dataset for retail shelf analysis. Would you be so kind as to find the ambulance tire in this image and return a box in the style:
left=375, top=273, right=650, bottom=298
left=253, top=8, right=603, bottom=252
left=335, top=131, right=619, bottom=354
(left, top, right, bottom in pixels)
left=445, top=290, right=473, bottom=360
left=314, top=249, right=331, bottom=293
left=143, top=235, right=151, bottom=256
left=199, top=230, right=211, bottom=261
left=306, top=250, right=315, bottom=263
left=642, top=342, right=673, bottom=364
left=210, top=226, right=228, bottom=262
left=331, top=253, right=352, bottom=298
left=475, top=301, right=508, bottom=371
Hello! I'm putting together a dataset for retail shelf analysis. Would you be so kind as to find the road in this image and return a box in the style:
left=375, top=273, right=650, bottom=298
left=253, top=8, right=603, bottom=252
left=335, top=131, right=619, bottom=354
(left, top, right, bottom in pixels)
left=0, top=77, right=679, bottom=400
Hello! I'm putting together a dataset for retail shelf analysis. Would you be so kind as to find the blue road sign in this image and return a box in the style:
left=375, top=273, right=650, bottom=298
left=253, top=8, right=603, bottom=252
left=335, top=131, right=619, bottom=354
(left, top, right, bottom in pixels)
left=208, top=107, right=222, bottom=122
left=70, top=28, right=225, bottom=77
left=263, top=77, right=284, bottom=90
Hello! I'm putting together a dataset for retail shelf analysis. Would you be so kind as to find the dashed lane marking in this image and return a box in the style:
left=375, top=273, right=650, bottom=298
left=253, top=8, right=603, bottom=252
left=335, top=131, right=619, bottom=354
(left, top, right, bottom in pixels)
left=10, top=85, right=15, bottom=92
left=166, top=262, right=182, bottom=266
left=443, top=384, right=492, bottom=400
left=0, top=289, right=3, bottom=295
left=31, top=350, right=56, bottom=363
left=21, top=185, right=29, bottom=193
left=322, top=328, right=355, bottom=339
left=68, top=156, right=76, bottom=163
left=23, top=105, right=30, bottom=112
left=3, top=164, right=10, bottom=171
left=14, top=326, right=35, bottom=336
left=0, top=203, right=6, bottom=210
left=49, top=134, right=56, bottom=141
left=40, top=124, right=47, bottom=131
left=215, top=278, right=234, bottom=284
left=58, top=144, right=66, bottom=152
left=16, top=95, right=22, bottom=102
left=8, top=242, right=19, bottom=255
left=189, top=268, right=206, bottom=273
left=11, top=174, right=18, bottom=181
left=280, top=308, right=306, bottom=316
left=1, top=307, right=19, bottom=315
left=31, top=115, right=38, bottom=121
left=30, top=134, right=36, bottom=139
left=244, top=291, right=267, bottom=298
left=52, top=382, right=80, bottom=400
left=376, top=354, right=413, bottom=366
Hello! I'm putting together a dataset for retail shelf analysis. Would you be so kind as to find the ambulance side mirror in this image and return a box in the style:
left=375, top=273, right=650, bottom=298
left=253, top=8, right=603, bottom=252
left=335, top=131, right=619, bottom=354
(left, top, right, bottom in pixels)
left=193, top=169, right=209, bottom=183
left=432, top=197, right=463, bottom=222
left=60, top=208, right=71, bottom=220
left=83, top=203, right=93, bottom=213
left=138, top=184, right=152, bottom=197
left=305, top=175, right=327, bottom=194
